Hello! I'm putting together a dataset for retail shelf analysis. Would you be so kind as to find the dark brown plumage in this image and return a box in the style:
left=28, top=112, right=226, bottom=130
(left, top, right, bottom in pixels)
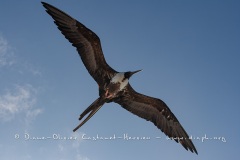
left=42, top=1, right=116, bottom=88
left=114, top=85, right=197, bottom=153
left=42, top=2, right=198, bottom=154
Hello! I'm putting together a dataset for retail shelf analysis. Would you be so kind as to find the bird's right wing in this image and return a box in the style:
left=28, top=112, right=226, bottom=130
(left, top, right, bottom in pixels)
left=42, top=2, right=117, bottom=87
left=114, top=85, right=198, bottom=154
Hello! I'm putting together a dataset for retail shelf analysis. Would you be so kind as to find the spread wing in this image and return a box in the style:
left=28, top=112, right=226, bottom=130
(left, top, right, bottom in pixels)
left=42, top=2, right=117, bottom=87
left=114, top=85, right=198, bottom=154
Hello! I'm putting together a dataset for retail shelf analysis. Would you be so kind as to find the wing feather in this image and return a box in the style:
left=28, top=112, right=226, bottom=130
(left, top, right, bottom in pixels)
left=114, top=85, right=198, bottom=154
left=42, top=2, right=116, bottom=86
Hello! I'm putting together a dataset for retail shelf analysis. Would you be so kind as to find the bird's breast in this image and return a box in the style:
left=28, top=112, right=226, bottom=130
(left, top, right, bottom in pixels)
left=110, top=72, right=128, bottom=91
left=119, top=79, right=128, bottom=91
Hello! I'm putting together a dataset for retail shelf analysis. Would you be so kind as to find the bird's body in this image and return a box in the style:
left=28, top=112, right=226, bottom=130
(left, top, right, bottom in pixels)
left=42, top=2, right=198, bottom=154
left=105, top=72, right=129, bottom=98
left=104, top=71, right=141, bottom=100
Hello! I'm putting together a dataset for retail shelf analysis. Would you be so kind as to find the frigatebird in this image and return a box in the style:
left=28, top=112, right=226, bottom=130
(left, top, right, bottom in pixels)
left=42, top=2, right=198, bottom=154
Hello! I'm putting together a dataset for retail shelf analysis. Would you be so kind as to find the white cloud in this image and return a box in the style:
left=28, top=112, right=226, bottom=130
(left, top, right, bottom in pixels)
left=0, top=35, right=43, bottom=124
left=0, top=84, right=41, bottom=122
left=0, top=36, right=14, bottom=66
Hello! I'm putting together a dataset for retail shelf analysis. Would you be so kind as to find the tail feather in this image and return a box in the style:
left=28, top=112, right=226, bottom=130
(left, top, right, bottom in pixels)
left=73, top=97, right=105, bottom=132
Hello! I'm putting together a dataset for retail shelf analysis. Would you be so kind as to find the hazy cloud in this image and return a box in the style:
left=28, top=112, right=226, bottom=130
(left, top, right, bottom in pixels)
left=0, top=35, right=42, bottom=77
left=26, top=108, right=43, bottom=119
left=0, top=36, right=14, bottom=66
left=0, top=84, right=41, bottom=122
left=76, top=154, right=90, bottom=160
left=72, top=132, right=90, bottom=160
left=55, top=132, right=89, bottom=160
left=0, top=35, right=43, bottom=122
left=71, top=132, right=84, bottom=149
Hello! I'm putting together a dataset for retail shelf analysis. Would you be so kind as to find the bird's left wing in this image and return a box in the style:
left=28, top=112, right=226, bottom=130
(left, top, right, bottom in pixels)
left=114, top=85, right=198, bottom=154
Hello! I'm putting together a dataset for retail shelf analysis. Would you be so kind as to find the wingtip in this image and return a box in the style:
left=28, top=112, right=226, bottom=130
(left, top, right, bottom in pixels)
left=188, top=143, right=198, bottom=155
left=41, top=1, right=50, bottom=10
left=41, top=1, right=47, bottom=6
left=188, top=145, right=198, bottom=155
left=193, top=148, right=198, bottom=155
left=179, top=137, right=198, bottom=155
left=188, top=147, right=198, bottom=155
left=189, top=141, right=198, bottom=155
left=41, top=1, right=54, bottom=9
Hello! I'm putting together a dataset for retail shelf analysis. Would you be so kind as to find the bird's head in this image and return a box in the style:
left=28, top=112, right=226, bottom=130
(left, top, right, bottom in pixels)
left=124, top=69, right=142, bottom=79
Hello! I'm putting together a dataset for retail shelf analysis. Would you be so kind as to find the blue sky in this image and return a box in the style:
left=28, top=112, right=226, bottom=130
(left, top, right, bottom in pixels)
left=0, top=0, right=239, bottom=159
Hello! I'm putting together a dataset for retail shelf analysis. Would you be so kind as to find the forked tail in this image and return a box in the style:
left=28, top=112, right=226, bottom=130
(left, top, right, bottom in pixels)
left=73, top=97, right=105, bottom=132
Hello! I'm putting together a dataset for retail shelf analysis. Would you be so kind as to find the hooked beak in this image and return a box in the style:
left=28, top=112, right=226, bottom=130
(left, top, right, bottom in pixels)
left=130, top=69, right=142, bottom=77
